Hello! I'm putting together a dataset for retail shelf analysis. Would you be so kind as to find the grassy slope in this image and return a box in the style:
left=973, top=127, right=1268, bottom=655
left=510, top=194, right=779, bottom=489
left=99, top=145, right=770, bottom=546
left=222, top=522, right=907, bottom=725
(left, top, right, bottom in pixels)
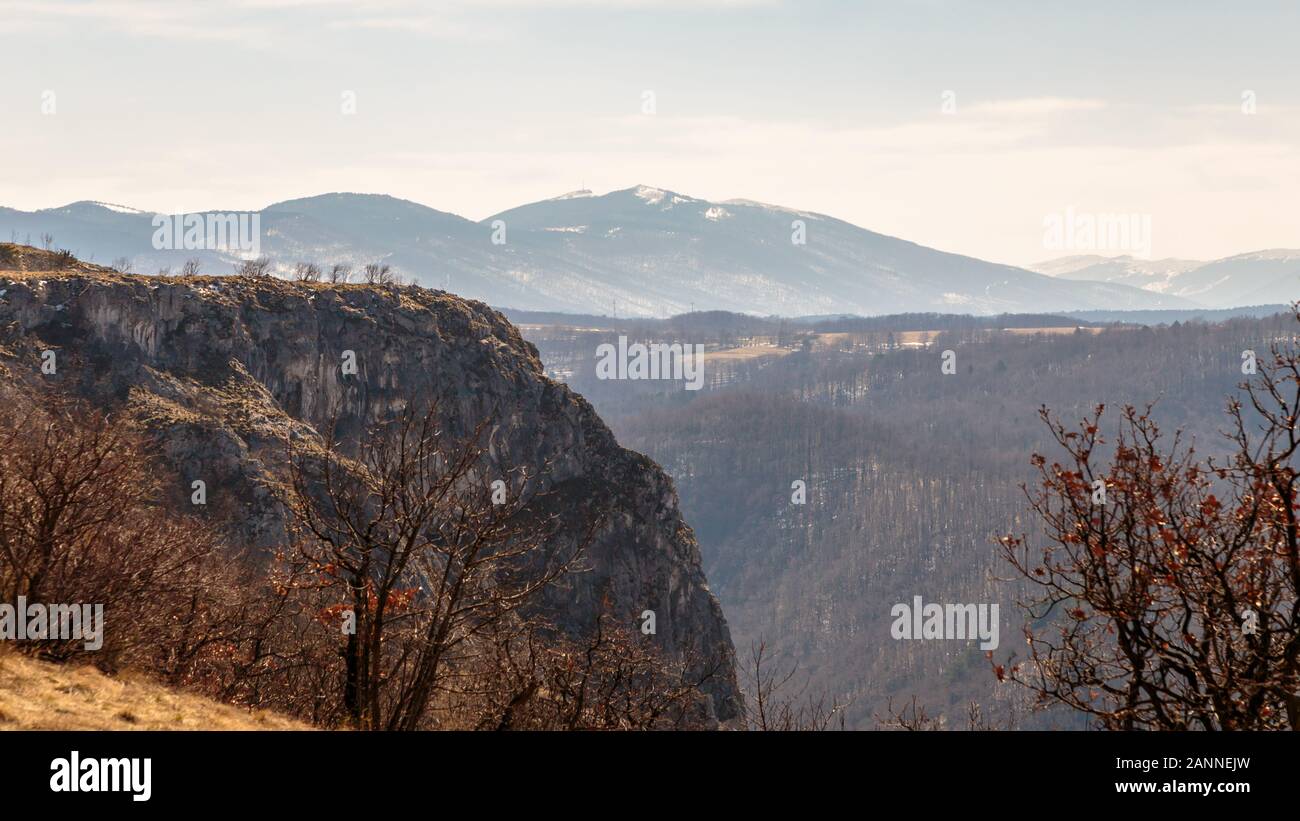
left=0, top=650, right=308, bottom=731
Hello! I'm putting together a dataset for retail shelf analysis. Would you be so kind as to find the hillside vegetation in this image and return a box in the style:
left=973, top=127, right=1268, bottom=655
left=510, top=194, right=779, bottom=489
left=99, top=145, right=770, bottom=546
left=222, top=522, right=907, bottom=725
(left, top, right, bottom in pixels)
left=0, top=649, right=306, bottom=730
left=0, top=244, right=742, bottom=731
left=523, top=307, right=1300, bottom=728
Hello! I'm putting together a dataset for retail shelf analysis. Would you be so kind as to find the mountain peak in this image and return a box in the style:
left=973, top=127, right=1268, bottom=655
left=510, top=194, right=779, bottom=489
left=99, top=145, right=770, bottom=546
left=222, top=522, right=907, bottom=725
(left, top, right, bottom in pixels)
left=551, top=189, right=594, bottom=200
left=53, top=200, right=148, bottom=216
left=266, top=191, right=425, bottom=210
left=630, top=184, right=669, bottom=205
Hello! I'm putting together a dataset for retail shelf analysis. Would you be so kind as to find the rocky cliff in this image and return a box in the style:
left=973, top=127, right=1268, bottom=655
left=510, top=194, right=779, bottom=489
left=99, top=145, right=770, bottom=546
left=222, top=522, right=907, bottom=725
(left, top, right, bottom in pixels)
left=0, top=244, right=741, bottom=723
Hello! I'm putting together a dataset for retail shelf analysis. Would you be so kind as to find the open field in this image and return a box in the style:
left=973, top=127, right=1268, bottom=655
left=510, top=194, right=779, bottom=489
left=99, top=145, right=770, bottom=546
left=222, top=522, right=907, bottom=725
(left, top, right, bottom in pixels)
left=701, top=342, right=791, bottom=362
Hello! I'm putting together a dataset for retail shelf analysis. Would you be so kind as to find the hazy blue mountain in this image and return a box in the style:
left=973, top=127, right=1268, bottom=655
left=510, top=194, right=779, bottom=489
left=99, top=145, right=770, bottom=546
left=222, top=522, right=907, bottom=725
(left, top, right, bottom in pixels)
left=1, top=187, right=1203, bottom=316
left=1034, top=250, right=1300, bottom=308
left=1029, top=254, right=1202, bottom=292
left=1167, top=250, right=1300, bottom=307
left=485, top=186, right=1198, bottom=316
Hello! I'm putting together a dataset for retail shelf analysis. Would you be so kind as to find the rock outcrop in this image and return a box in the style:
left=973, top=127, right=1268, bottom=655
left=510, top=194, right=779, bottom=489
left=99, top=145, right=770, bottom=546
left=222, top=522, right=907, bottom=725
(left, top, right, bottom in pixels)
left=0, top=244, right=742, bottom=723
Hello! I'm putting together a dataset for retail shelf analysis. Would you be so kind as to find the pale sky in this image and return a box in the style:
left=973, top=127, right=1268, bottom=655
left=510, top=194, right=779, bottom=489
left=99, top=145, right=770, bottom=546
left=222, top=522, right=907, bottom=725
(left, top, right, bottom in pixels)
left=2, top=0, right=1298, bottom=266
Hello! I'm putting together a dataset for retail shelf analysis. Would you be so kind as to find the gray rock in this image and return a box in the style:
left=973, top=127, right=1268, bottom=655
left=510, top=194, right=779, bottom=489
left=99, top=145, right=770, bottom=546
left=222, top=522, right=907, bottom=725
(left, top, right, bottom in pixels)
left=0, top=246, right=742, bottom=724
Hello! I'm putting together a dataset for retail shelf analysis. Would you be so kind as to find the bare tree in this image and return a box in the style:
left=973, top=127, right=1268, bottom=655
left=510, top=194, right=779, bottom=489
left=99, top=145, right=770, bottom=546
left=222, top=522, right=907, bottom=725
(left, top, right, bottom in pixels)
left=362, top=262, right=394, bottom=286
left=0, top=392, right=234, bottom=671
left=875, top=695, right=946, bottom=730
left=999, top=314, right=1300, bottom=729
left=40, top=232, right=54, bottom=251
left=281, top=402, right=595, bottom=730
left=742, top=639, right=845, bottom=730
left=110, top=256, right=133, bottom=274
left=466, top=610, right=721, bottom=730
left=234, top=256, right=273, bottom=277
left=294, top=261, right=321, bottom=283
left=180, top=258, right=203, bottom=277
left=874, top=695, right=1019, bottom=730
left=328, top=263, right=352, bottom=284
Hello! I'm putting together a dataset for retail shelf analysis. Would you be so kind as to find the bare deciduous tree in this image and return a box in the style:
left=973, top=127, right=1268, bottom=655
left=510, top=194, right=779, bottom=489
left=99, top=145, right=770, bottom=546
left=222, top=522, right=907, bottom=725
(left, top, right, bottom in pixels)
left=999, top=315, right=1300, bottom=729
left=361, top=262, right=393, bottom=285
left=742, top=639, right=845, bottom=730
left=874, top=694, right=1019, bottom=730
left=235, top=256, right=273, bottom=278
left=0, top=393, right=235, bottom=671
left=463, top=609, right=724, bottom=730
left=281, top=402, right=595, bottom=730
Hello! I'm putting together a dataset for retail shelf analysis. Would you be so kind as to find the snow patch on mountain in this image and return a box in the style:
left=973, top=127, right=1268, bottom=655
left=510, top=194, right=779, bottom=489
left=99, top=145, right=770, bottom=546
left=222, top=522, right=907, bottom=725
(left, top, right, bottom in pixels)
left=633, top=186, right=667, bottom=206
left=1177, top=275, right=1233, bottom=297
left=723, top=198, right=823, bottom=221
left=90, top=201, right=147, bottom=214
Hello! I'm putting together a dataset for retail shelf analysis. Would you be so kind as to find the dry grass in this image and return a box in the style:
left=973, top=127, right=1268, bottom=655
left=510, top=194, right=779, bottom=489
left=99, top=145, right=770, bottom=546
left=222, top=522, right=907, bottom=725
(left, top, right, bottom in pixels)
left=0, top=649, right=309, bottom=731
left=0, top=243, right=117, bottom=278
left=701, top=342, right=791, bottom=362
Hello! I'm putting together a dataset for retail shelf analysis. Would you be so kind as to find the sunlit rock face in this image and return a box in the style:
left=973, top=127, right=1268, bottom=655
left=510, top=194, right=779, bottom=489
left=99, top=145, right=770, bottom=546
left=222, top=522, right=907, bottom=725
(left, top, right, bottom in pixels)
left=0, top=244, right=742, bottom=725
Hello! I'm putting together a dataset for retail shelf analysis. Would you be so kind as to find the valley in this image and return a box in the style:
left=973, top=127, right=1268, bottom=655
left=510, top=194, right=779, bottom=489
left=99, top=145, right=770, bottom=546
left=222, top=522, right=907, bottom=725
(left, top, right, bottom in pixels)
left=518, top=307, right=1296, bottom=727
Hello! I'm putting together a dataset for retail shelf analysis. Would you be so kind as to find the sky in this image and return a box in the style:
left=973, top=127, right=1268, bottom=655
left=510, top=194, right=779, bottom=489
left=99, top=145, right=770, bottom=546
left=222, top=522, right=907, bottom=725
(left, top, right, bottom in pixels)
left=2, top=0, right=1298, bottom=266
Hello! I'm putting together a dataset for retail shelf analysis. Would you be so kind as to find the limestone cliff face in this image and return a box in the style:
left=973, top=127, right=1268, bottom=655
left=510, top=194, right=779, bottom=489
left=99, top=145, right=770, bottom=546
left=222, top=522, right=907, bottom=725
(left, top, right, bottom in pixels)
left=0, top=245, right=742, bottom=723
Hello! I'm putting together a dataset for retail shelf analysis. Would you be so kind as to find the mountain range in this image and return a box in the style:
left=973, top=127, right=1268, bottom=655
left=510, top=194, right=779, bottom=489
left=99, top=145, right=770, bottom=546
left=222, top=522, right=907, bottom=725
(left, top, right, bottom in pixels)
left=1030, top=250, right=1300, bottom=308
left=2, top=187, right=1291, bottom=317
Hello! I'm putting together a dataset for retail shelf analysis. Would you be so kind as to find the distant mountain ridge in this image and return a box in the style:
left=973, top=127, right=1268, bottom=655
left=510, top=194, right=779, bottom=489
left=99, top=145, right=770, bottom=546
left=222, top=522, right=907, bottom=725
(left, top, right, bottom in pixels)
left=0, top=187, right=1234, bottom=317
left=1032, top=250, right=1300, bottom=309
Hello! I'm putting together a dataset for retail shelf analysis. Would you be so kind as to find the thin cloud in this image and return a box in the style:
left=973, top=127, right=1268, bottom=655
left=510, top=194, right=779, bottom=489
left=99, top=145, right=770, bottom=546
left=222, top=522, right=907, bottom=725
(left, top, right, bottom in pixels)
left=0, top=0, right=271, bottom=43
left=966, top=97, right=1109, bottom=116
